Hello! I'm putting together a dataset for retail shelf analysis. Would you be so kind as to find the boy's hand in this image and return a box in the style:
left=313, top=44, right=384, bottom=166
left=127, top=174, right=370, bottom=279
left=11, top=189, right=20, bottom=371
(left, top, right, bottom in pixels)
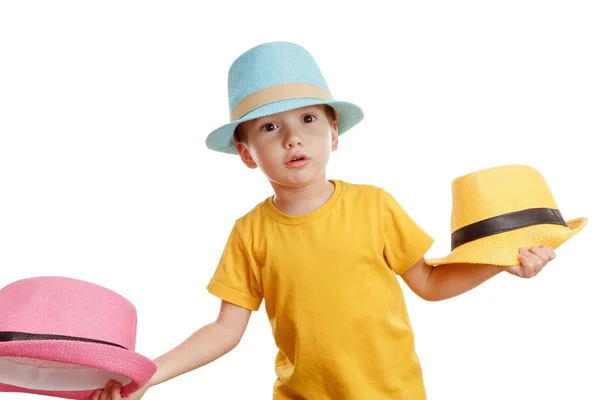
left=92, top=380, right=148, bottom=400
left=505, top=246, right=556, bottom=278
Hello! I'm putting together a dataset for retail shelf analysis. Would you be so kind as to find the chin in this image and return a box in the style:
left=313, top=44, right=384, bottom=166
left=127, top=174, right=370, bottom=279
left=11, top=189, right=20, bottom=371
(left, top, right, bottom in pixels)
left=264, top=162, right=327, bottom=188
left=281, top=174, right=328, bottom=188
left=267, top=176, right=312, bottom=188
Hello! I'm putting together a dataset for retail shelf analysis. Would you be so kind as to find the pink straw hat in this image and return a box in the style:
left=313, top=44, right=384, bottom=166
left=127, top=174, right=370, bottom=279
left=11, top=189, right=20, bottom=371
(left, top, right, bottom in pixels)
left=0, top=276, right=156, bottom=399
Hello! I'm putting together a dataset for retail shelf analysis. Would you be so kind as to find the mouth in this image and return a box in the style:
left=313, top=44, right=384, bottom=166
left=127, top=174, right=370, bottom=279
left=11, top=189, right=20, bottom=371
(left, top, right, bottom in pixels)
left=285, top=154, right=309, bottom=168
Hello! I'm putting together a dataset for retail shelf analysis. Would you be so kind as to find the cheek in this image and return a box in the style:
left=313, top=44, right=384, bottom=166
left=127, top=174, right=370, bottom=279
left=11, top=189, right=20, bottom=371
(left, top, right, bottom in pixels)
left=250, top=144, right=278, bottom=167
left=317, top=133, right=335, bottom=151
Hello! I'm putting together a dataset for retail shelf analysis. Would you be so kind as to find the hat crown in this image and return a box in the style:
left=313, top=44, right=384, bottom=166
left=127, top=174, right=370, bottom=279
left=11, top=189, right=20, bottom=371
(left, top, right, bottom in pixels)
left=227, top=41, right=330, bottom=114
left=450, top=165, right=559, bottom=232
left=0, top=277, right=137, bottom=350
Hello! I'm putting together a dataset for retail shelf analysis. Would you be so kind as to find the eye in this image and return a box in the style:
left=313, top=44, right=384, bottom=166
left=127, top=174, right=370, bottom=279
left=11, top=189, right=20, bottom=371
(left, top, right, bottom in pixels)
left=260, top=122, right=278, bottom=132
left=303, top=114, right=317, bottom=123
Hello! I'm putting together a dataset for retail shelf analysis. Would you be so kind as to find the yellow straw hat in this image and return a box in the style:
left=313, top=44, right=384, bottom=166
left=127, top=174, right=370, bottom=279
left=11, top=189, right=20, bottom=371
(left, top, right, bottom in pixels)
left=425, top=164, right=587, bottom=266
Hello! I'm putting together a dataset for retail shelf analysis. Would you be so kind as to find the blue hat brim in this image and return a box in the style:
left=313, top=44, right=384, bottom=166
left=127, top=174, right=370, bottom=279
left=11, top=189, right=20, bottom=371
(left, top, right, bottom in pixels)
left=205, top=98, right=364, bottom=155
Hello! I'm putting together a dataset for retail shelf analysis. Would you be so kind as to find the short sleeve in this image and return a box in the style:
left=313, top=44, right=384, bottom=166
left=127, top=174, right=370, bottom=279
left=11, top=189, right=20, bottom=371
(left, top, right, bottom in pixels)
left=382, top=189, right=435, bottom=275
left=206, top=223, right=263, bottom=311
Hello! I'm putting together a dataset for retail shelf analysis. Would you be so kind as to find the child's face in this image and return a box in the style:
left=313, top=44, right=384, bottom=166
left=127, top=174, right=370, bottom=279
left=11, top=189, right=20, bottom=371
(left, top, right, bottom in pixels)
left=234, top=105, right=338, bottom=188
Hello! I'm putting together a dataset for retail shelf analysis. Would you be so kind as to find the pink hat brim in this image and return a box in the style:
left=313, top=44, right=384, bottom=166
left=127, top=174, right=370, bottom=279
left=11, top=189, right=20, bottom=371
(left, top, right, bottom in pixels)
left=0, top=340, right=156, bottom=399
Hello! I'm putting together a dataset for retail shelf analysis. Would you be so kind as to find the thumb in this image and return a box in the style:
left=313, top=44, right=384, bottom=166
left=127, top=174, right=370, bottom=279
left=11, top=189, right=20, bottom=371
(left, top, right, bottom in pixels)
left=504, top=264, right=522, bottom=277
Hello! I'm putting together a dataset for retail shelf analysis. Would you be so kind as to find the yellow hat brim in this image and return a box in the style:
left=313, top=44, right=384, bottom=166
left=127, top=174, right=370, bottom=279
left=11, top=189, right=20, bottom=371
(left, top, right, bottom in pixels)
left=424, top=217, right=587, bottom=267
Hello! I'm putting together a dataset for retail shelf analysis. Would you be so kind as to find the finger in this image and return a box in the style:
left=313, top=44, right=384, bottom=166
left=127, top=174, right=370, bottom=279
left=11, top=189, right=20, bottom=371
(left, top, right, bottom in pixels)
left=529, top=252, right=544, bottom=275
left=531, top=247, right=552, bottom=273
left=542, top=246, right=556, bottom=261
left=92, top=390, right=101, bottom=400
left=516, top=255, right=531, bottom=277
left=524, top=248, right=544, bottom=274
left=528, top=248, right=546, bottom=274
left=99, top=381, right=114, bottom=400
left=548, top=246, right=556, bottom=260
left=110, top=382, right=122, bottom=400
left=530, top=246, right=553, bottom=263
left=518, top=248, right=537, bottom=277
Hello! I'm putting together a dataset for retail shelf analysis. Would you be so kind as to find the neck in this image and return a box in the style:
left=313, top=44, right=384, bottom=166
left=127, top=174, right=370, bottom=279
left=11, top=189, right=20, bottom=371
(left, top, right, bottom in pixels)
left=270, top=175, right=334, bottom=216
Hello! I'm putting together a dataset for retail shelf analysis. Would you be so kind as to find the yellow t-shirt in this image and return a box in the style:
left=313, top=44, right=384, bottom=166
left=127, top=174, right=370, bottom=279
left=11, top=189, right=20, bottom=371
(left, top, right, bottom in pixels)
left=207, top=180, right=434, bottom=399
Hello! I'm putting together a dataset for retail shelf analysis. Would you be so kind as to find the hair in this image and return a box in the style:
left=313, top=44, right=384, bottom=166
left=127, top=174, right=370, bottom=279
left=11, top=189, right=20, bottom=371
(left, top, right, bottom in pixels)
left=233, top=104, right=339, bottom=144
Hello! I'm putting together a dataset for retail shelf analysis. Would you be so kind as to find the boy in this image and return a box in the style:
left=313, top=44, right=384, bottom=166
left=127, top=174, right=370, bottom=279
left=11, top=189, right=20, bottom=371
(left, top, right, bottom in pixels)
left=93, top=41, right=555, bottom=400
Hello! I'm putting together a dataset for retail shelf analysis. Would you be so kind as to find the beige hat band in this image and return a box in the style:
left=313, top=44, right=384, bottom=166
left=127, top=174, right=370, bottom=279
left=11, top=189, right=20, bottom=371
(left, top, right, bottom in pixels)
left=230, top=82, right=334, bottom=121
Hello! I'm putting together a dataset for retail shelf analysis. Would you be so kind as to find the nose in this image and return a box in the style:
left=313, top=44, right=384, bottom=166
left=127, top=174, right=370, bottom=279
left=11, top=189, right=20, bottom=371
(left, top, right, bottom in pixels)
left=284, top=128, right=303, bottom=149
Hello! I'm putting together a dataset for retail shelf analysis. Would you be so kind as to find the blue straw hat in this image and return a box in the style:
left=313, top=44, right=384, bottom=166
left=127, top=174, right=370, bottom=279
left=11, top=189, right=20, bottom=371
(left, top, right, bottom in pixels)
left=205, top=41, right=364, bottom=155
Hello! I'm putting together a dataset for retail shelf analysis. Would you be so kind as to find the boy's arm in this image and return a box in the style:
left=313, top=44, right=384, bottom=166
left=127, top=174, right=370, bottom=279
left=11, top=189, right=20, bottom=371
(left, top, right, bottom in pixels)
left=401, top=246, right=556, bottom=301
left=93, top=300, right=251, bottom=400
left=149, top=299, right=251, bottom=386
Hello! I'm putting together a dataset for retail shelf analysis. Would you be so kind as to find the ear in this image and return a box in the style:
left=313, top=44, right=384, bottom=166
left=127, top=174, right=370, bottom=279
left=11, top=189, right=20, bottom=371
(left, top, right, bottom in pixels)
left=234, top=139, right=258, bottom=169
left=330, top=119, right=339, bottom=151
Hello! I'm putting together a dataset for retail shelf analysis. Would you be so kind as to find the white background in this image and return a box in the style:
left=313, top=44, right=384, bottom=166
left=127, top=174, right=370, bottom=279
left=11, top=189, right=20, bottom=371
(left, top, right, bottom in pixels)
left=1, top=1, right=599, bottom=399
